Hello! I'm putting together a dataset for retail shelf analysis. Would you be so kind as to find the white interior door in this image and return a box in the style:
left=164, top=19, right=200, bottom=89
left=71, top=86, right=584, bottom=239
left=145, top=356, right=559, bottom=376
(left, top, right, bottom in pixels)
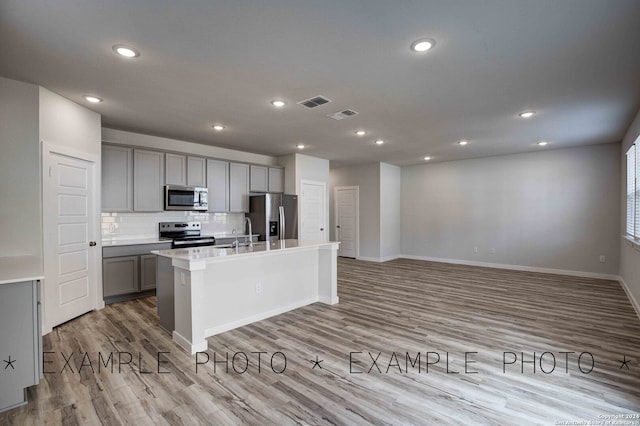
left=335, top=186, right=358, bottom=258
left=43, top=148, right=98, bottom=331
left=300, top=180, right=327, bottom=242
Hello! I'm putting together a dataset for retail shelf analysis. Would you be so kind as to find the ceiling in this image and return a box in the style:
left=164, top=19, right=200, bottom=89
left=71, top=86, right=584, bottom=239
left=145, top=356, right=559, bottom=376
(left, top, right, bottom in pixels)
left=2, top=0, right=640, bottom=166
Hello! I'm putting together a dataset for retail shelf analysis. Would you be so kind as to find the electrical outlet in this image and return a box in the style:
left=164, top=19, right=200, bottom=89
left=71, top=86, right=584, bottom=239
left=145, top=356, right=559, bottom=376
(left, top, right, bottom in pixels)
left=599, top=255, right=606, bottom=263
left=473, top=247, right=479, bottom=253
left=256, top=282, right=262, bottom=293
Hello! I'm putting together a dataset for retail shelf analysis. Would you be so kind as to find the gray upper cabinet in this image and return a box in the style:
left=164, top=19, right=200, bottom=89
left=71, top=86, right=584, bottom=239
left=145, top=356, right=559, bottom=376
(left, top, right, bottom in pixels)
left=134, top=149, right=165, bottom=211
left=207, top=159, right=229, bottom=212
left=229, top=162, right=250, bottom=212
left=187, top=156, right=206, bottom=187
left=165, top=153, right=187, bottom=185
left=268, top=167, right=284, bottom=193
left=250, top=165, right=268, bottom=192
left=102, top=145, right=133, bottom=211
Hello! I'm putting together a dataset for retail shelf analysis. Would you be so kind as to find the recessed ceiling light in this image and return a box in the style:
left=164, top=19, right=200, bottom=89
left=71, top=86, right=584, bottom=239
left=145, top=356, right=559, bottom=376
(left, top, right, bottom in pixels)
left=410, top=38, right=436, bottom=52
left=212, top=125, right=225, bottom=131
left=424, top=156, right=432, bottom=161
left=537, top=141, right=548, bottom=146
left=112, top=45, right=140, bottom=58
left=518, top=110, right=536, bottom=118
left=458, top=140, right=468, bottom=146
left=271, top=100, right=286, bottom=108
left=355, top=130, right=366, bottom=136
left=296, top=144, right=305, bottom=149
left=83, top=95, right=102, bottom=103
left=375, top=140, right=384, bottom=145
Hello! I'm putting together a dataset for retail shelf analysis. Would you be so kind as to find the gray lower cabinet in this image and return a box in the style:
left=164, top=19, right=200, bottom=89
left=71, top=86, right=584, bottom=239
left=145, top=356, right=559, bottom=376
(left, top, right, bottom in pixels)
left=140, top=254, right=158, bottom=291
left=0, top=280, right=40, bottom=413
left=102, top=243, right=171, bottom=302
left=103, top=256, right=139, bottom=297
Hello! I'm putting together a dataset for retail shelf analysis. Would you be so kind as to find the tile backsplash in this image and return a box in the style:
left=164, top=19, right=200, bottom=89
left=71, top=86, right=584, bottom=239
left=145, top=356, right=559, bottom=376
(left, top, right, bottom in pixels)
left=101, top=211, right=246, bottom=240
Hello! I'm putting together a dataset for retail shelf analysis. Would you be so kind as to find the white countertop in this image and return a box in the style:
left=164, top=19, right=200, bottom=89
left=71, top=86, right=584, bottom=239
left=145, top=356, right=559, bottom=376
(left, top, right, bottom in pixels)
left=152, top=239, right=339, bottom=263
left=101, top=237, right=170, bottom=247
left=0, top=256, right=44, bottom=285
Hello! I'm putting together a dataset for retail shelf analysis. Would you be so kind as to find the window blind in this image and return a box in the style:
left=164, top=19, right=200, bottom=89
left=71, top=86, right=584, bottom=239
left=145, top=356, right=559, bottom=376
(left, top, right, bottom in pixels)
left=627, top=144, right=638, bottom=240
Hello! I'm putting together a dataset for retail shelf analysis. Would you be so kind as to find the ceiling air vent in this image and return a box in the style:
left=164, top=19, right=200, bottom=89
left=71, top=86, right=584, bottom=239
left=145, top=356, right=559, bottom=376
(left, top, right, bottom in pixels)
left=297, top=95, right=332, bottom=109
left=326, top=109, right=359, bottom=120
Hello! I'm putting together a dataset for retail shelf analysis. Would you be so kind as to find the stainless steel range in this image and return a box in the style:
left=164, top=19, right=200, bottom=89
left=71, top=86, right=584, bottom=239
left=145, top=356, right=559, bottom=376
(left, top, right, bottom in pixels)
left=159, top=222, right=215, bottom=248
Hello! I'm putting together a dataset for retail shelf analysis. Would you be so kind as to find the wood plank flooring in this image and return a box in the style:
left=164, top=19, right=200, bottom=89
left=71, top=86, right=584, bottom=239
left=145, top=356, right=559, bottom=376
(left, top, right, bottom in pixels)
left=2, top=258, right=640, bottom=425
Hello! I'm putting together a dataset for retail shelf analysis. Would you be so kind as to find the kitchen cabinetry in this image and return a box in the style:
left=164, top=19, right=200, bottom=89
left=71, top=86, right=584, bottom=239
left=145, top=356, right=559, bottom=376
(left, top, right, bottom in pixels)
left=165, top=153, right=187, bottom=185
left=102, top=242, right=171, bottom=303
left=250, top=165, right=268, bottom=192
left=187, top=156, right=206, bottom=187
left=0, top=280, right=40, bottom=412
left=102, top=145, right=133, bottom=211
left=268, top=167, right=284, bottom=193
left=134, top=149, right=164, bottom=212
left=230, top=162, right=250, bottom=212
left=250, top=165, right=284, bottom=193
left=207, top=159, right=230, bottom=212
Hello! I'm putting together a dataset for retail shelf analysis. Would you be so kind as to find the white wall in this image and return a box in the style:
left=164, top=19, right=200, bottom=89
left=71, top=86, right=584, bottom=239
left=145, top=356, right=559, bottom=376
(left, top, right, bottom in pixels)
left=0, top=77, right=41, bottom=259
left=330, top=163, right=381, bottom=259
left=402, top=143, right=620, bottom=276
left=40, top=88, right=102, bottom=157
left=103, top=128, right=277, bottom=166
left=380, top=163, right=401, bottom=260
left=620, top=108, right=640, bottom=312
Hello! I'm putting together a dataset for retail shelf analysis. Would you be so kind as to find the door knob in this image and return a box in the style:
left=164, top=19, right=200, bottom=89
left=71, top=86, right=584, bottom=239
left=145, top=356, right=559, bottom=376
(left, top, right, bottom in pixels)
left=336, top=225, right=340, bottom=228
left=89, top=241, right=97, bottom=247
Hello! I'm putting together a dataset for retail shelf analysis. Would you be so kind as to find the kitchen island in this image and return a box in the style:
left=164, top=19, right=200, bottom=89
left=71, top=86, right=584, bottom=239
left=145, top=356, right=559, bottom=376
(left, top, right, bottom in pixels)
left=152, top=239, right=339, bottom=354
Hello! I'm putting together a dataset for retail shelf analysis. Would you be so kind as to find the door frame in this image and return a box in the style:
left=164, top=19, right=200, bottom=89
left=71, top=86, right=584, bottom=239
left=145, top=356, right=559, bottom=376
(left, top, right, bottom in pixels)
left=299, top=180, right=328, bottom=242
left=334, top=186, right=359, bottom=258
left=41, top=141, right=103, bottom=334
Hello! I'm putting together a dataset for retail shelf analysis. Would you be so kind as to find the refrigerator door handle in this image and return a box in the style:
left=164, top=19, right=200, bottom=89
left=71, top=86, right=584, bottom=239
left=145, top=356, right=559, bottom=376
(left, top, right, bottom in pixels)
left=279, top=206, right=285, bottom=240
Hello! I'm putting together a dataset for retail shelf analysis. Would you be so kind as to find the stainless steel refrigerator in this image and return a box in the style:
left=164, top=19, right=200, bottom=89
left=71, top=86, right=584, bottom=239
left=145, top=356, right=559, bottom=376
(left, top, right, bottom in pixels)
left=249, top=194, right=298, bottom=241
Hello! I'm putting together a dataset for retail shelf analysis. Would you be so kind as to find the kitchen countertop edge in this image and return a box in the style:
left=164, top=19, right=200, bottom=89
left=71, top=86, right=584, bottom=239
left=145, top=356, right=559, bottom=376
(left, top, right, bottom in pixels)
left=0, top=256, right=44, bottom=285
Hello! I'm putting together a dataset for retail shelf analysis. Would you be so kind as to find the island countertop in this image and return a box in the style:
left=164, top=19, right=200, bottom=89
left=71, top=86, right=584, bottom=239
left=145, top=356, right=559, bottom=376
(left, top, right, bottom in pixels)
left=151, top=239, right=338, bottom=264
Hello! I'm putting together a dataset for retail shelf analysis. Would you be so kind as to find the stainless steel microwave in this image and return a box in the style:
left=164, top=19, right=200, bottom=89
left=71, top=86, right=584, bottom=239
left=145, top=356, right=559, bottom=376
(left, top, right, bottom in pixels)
left=164, top=185, right=208, bottom=211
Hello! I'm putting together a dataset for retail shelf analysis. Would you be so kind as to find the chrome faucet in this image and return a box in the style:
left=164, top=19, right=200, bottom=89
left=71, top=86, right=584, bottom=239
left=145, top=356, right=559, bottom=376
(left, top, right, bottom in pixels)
left=245, top=217, right=253, bottom=246
left=231, top=228, right=239, bottom=248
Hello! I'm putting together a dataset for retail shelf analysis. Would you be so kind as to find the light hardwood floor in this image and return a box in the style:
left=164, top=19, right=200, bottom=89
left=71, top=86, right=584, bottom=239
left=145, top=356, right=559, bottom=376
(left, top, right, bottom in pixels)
left=2, top=258, right=640, bottom=425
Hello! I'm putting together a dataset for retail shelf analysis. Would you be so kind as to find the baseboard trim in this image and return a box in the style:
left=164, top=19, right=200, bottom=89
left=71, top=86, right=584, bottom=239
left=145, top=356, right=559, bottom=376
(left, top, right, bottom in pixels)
left=399, top=254, right=619, bottom=281
left=618, top=276, right=640, bottom=320
left=172, top=330, right=207, bottom=355
left=356, top=255, right=400, bottom=263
